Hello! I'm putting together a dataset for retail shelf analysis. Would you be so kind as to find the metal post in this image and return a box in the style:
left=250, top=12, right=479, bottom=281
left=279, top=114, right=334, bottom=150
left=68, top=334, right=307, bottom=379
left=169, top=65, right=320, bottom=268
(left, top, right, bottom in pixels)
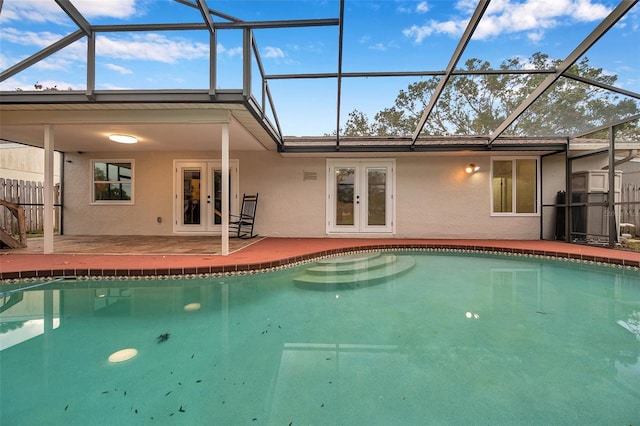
left=222, top=122, right=230, bottom=256
left=242, top=28, right=252, bottom=99
left=210, top=31, right=217, bottom=97
left=608, top=126, right=617, bottom=248
left=44, top=125, right=55, bottom=254
left=565, top=146, right=572, bottom=243
left=86, top=31, right=95, bottom=99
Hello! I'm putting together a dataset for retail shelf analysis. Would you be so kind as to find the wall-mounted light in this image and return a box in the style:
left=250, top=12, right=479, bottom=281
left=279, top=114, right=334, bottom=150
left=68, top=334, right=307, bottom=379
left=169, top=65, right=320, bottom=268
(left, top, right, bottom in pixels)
left=465, top=163, right=480, bottom=174
left=109, top=134, right=138, bottom=144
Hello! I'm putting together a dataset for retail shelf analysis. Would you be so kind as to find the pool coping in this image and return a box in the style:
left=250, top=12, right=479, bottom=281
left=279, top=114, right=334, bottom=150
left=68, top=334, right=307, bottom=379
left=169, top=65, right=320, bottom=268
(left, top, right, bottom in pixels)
left=2, top=239, right=639, bottom=284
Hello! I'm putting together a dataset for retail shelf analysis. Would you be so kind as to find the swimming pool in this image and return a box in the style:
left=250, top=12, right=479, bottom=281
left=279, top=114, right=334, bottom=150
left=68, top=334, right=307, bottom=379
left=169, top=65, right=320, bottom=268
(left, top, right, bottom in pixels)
left=1, top=251, right=639, bottom=425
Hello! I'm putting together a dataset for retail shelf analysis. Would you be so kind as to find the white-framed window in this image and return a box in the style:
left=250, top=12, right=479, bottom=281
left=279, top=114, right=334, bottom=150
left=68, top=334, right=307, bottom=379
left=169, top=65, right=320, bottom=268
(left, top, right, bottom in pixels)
left=91, top=160, right=134, bottom=204
left=490, top=157, right=539, bottom=215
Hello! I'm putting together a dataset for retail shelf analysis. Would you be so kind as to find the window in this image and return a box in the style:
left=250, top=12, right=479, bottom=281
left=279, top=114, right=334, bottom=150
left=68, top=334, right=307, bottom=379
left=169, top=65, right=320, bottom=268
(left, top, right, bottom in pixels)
left=91, top=160, right=134, bottom=204
left=491, top=158, right=538, bottom=215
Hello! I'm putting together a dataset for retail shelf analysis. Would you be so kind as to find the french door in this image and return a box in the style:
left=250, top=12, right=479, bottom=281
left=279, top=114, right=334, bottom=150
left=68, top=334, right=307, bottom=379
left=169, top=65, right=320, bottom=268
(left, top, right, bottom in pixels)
left=174, top=160, right=239, bottom=233
left=327, top=159, right=395, bottom=234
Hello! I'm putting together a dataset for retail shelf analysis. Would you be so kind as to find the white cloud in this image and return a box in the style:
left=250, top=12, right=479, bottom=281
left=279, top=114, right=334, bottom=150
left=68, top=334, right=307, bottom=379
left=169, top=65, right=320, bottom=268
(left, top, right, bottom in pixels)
left=0, top=27, right=86, bottom=66
left=263, top=46, right=285, bottom=59
left=0, top=0, right=67, bottom=24
left=105, top=63, right=133, bottom=75
left=34, top=57, right=74, bottom=71
left=71, top=0, right=137, bottom=19
left=97, top=34, right=209, bottom=63
left=573, top=0, right=611, bottom=22
left=1, top=28, right=65, bottom=48
left=217, top=44, right=242, bottom=57
left=403, top=19, right=465, bottom=43
left=369, top=43, right=386, bottom=51
left=404, top=0, right=612, bottom=43
left=0, top=0, right=138, bottom=24
left=416, top=2, right=430, bottom=14
left=527, top=30, right=544, bottom=43
left=226, top=47, right=243, bottom=57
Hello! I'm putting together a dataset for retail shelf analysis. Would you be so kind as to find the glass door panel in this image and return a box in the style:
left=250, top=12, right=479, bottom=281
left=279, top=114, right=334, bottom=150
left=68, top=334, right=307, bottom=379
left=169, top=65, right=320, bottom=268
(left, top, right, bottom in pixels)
left=336, top=167, right=356, bottom=227
left=213, top=170, right=222, bottom=225
left=211, top=168, right=234, bottom=227
left=182, top=168, right=203, bottom=227
left=366, top=167, right=386, bottom=227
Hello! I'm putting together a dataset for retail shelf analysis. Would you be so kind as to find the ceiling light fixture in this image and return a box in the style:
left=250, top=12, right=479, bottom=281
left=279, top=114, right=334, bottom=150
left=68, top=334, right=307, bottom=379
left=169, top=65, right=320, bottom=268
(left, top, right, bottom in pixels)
left=109, top=134, right=138, bottom=144
left=465, top=163, right=480, bottom=174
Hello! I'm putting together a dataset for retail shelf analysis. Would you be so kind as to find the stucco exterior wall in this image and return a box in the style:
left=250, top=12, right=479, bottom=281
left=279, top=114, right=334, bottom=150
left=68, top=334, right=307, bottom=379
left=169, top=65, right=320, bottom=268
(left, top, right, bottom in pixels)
left=64, top=151, right=176, bottom=235
left=63, top=151, right=549, bottom=239
left=0, top=145, right=61, bottom=182
left=394, top=156, right=539, bottom=239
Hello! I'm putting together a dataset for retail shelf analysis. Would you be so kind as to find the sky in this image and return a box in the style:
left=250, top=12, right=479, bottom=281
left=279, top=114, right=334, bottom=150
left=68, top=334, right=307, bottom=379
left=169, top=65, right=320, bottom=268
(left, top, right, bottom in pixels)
left=1, top=0, right=639, bottom=136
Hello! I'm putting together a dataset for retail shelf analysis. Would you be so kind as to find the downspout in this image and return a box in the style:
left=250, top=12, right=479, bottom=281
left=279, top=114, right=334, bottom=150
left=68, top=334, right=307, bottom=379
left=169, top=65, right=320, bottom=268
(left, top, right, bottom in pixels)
left=601, top=149, right=638, bottom=169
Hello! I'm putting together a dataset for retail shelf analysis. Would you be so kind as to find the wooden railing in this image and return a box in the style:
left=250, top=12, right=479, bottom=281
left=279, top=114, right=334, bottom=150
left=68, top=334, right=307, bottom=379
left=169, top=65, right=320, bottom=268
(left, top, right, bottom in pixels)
left=0, top=178, right=61, bottom=236
left=0, top=199, right=26, bottom=248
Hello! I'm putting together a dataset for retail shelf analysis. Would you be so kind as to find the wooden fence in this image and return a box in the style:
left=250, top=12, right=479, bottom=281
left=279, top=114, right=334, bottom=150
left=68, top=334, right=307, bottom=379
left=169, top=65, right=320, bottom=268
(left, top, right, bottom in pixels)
left=621, top=183, right=640, bottom=236
left=0, top=178, right=60, bottom=235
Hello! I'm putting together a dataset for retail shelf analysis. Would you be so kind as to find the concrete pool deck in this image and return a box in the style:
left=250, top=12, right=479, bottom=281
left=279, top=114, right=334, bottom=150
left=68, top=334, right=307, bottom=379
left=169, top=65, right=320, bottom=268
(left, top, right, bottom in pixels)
left=1, top=236, right=639, bottom=281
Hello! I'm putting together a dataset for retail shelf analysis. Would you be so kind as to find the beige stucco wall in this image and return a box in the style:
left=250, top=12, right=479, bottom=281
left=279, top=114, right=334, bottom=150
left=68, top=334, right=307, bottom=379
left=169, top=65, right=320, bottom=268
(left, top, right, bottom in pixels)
left=0, top=145, right=61, bottom=182
left=63, top=150, right=551, bottom=240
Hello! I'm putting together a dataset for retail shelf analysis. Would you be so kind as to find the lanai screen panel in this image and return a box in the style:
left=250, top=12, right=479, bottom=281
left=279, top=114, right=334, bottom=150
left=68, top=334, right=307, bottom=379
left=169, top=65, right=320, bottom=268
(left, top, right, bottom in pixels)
left=562, top=2, right=640, bottom=95
left=419, top=73, right=545, bottom=137
left=268, top=78, right=338, bottom=137
left=339, top=76, right=433, bottom=138
left=504, top=77, right=640, bottom=138
left=459, top=0, right=614, bottom=69
left=340, top=1, right=459, bottom=73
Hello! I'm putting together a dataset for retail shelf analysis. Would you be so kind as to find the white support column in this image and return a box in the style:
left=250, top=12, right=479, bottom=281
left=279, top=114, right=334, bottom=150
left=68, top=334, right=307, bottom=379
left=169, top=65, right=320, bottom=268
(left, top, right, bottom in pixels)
left=43, top=125, right=55, bottom=254
left=221, top=122, right=230, bottom=256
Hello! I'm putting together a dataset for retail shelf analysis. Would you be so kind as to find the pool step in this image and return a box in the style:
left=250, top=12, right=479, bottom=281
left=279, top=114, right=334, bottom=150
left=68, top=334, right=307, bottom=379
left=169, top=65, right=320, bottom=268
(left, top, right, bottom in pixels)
left=306, top=253, right=396, bottom=275
left=294, top=252, right=415, bottom=289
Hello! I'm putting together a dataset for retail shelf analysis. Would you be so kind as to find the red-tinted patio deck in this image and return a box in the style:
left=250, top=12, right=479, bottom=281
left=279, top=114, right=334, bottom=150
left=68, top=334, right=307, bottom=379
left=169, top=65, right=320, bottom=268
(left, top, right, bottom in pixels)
left=1, top=237, right=639, bottom=281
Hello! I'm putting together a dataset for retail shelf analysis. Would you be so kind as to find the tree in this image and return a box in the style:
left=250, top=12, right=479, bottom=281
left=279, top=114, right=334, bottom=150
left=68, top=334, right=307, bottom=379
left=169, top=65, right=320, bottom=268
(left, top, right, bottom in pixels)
left=335, top=53, right=638, bottom=138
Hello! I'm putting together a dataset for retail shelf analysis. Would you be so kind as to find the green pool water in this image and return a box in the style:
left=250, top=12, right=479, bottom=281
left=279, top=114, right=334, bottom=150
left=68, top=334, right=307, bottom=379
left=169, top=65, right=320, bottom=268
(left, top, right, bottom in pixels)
left=1, top=252, right=639, bottom=425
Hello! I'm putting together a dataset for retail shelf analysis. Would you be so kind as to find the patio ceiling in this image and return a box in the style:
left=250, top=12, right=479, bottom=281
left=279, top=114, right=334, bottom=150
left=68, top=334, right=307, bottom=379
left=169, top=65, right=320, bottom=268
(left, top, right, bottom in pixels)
left=0, top=0, right=639, bottom=154
left=0, top=102, right=277, bottom=152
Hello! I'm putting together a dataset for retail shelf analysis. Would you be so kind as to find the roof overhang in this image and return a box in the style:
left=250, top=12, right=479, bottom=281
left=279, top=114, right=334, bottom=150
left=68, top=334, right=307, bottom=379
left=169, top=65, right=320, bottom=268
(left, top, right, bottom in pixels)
left=0, top=91, right=281, bottom=153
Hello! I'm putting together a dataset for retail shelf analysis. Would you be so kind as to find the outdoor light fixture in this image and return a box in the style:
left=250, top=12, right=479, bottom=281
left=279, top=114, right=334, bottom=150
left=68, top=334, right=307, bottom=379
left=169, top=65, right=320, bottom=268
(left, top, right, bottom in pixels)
left=109, top=134, right=138, bottom=144
left=465, top=163, right=480, bottom=174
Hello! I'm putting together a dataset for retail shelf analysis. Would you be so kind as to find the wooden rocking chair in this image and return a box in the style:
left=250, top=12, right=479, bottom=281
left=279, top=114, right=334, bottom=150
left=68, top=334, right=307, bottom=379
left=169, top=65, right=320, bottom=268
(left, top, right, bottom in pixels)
left=229, top=193, right=259, bottom=239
